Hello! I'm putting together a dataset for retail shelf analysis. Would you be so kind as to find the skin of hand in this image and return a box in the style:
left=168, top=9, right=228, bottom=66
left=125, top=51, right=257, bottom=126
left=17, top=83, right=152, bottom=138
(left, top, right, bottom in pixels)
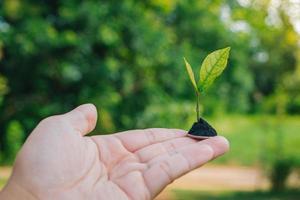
left=0, top=104, right=229, bottom=200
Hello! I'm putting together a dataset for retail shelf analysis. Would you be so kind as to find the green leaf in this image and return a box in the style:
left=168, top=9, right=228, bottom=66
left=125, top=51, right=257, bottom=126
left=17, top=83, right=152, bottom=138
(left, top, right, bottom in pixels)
left=184, top=57, right=198, bottom=93
left=199, top=47, right=230, bottom=92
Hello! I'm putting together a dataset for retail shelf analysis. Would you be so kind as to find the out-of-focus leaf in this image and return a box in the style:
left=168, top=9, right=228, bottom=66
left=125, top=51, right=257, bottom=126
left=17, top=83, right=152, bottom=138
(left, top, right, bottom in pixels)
left=199, top=47, right=230, bottom=92
left=184, top=57, right=198, bottom=93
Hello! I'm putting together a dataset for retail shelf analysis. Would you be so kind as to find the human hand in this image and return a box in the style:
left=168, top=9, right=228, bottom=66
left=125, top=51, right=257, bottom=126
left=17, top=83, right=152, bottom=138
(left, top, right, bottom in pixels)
left=0, top=104, right=229, bottom=200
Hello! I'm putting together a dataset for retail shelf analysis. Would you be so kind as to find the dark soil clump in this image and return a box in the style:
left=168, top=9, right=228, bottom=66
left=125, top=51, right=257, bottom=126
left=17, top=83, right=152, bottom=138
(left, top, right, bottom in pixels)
left=188, top=118, right=217, bottom=138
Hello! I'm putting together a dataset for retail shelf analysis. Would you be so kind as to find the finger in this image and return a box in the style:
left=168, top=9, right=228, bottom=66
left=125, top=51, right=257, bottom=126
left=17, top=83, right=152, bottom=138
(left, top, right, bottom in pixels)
left=64, top=103, right=98, bottom=136
left=196, top=136, right=230, bottom=157
left=149, top=136, right=230, bottom=165
left=143, top=136, right=229, bottom=198
left=115, top=128, right=187, bottom=152
left=135, top=137, right=197, bottom=163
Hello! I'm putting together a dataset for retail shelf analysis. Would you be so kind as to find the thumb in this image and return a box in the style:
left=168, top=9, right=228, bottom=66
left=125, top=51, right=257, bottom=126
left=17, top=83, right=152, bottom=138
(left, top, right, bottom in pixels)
left=64, top=103, right=98, bottom=136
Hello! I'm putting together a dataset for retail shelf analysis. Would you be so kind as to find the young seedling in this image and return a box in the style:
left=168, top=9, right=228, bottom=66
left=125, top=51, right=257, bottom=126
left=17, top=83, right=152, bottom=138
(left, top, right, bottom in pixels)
left=184, top=47, right=231, bottom=139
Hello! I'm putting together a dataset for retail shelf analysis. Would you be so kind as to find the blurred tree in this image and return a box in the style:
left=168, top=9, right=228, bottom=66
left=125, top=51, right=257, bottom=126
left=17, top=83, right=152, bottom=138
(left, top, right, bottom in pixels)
left=3, top=120, right=24, bottom=164
left=230, top=0, right=299, bottom=113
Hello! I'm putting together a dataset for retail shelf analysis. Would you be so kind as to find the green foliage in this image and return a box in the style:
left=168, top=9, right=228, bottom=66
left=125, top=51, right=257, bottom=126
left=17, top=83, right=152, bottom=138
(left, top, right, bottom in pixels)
left=184, top=47, right=231, bottom=94
left=270, top=158, right=294, bottom=191
left=137, top=100, right=195, bottom=129
left=0, top=0, right=299, bottom=164
left=4, top=120, right=24, bottom=164
left=184, top=47, right=230, bottom=120
left=183, top=57, right=198, bottom=93
left=199, top=47, right=231, bottom=92
left=0, top=75, right=9, bottom=106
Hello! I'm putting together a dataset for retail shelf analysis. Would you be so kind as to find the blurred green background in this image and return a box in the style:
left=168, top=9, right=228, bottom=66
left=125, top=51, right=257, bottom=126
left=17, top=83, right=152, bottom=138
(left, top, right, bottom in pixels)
left=0, top=0, right=300, bottom=199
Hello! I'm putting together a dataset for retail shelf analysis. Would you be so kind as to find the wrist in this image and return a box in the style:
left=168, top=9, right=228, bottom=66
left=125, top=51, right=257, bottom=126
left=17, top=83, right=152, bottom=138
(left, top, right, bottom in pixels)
left=0, top=179, right=37, bottom=200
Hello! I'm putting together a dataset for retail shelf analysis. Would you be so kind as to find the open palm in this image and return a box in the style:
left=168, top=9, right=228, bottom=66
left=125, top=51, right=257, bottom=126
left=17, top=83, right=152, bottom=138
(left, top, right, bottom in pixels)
left=4, top=104, right=229, bottom=200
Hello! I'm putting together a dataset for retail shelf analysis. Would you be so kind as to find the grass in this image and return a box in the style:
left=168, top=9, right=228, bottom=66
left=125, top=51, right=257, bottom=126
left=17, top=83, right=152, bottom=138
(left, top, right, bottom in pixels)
left=208, top=115, right=300, bottom=166
left=0, top=178, right=7, bottom=189
left=173, top=189, right=300, bottom=200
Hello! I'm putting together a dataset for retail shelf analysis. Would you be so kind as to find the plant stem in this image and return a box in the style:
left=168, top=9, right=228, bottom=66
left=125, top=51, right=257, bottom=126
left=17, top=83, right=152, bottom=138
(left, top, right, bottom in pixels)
left=196, top=92, right=200, bottom=121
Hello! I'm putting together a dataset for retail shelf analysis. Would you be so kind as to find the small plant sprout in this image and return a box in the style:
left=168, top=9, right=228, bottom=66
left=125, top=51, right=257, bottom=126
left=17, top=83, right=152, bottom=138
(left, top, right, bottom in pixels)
left=184, top=47, right=231, bottom=139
